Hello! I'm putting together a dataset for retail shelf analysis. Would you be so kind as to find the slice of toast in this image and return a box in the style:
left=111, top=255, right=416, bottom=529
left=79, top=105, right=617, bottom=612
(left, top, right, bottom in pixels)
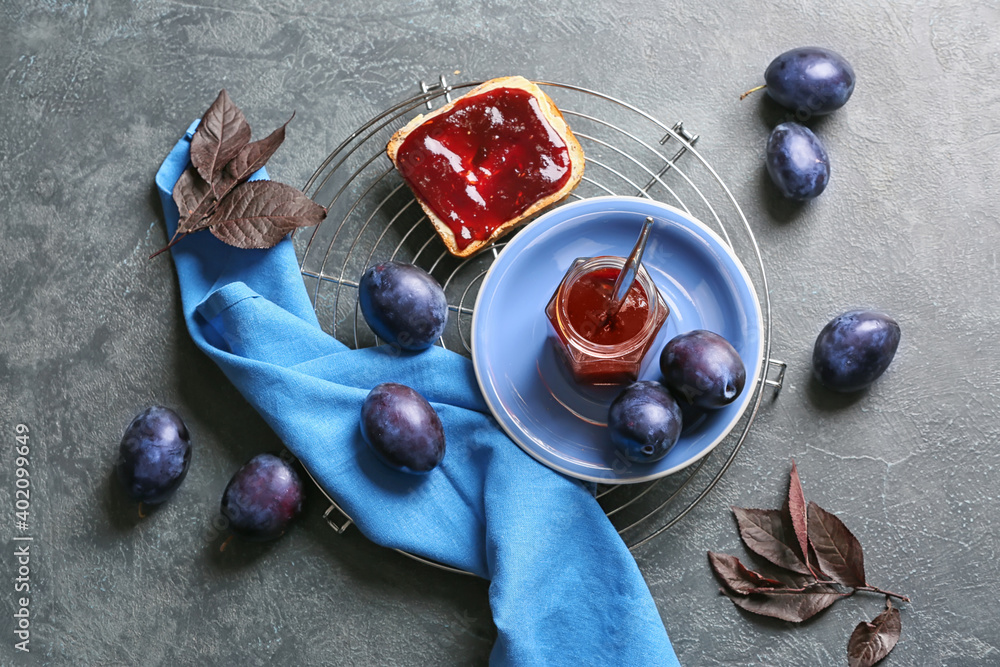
left=387, top=76, right=585, bottom=258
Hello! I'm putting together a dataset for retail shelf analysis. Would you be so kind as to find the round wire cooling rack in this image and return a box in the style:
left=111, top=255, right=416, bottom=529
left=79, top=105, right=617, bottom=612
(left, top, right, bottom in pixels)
left=295, top=76, right=786, bottom=575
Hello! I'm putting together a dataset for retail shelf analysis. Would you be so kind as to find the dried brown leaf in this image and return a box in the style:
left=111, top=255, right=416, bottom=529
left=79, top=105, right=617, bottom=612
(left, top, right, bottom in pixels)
left=182, top=114, right=293, bottom=234
left=788, top=460, right=813, bottom=573
left=225, top=112, right=292, bottom=182
left=181, top=192, right=226, bottom=234
left=172, top=167, right=212, bottom=228
left=190, top=89, right=252, bottom=187
left=731, top=506, right=811, bottom=575
left=848, top=598, right=901, bottom=667
left=722, top=583, right=847, bottom=623
left=808, top=501, right=867, bottom=588
left=207, top=180, right=326, bottom=249
left=708, top=552, right=786, bottom=596
left=709, top=465, right=908, bottom=659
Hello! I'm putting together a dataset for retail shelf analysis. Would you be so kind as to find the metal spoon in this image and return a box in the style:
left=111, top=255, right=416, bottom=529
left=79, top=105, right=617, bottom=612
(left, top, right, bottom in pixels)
left=604, top=216, right=655, bottom=323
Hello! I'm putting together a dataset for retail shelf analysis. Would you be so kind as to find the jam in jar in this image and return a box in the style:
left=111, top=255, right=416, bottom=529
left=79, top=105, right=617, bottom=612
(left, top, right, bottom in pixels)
left=545, top=256, right=669, bottom=385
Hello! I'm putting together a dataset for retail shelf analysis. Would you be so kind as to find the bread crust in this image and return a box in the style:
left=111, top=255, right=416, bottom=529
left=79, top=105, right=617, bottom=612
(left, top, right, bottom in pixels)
left=387, top=76, right=585, bottom=258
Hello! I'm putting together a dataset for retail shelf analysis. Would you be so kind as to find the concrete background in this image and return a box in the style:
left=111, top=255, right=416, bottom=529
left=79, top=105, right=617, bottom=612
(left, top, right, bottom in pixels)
left=2, top=0, right=999, bottom=664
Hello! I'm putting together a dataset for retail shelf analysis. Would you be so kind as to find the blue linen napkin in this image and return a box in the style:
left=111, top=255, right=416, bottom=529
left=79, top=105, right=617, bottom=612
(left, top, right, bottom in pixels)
left=156, top=120, right=680, bottom=666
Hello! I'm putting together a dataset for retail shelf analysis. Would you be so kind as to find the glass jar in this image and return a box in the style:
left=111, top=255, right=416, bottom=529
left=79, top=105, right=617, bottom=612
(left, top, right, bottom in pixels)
left=545, top=256, right=669, bottom=385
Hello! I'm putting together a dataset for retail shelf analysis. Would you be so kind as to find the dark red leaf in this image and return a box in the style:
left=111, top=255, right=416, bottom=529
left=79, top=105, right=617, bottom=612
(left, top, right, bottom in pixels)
left=732, top=506, right=811, bottom=575
left=722, top=583, right=847, bottom=623
left=180, top=192, right=225, bottom=234
left=848, top=598, right=901, bottom=667
left=770, top=566, right=818, bottom=590
left=190, top=89, right=252, bottom=187
left=182, top=116, right=292, bottom=234
left=207, top=180, right=326, bottom=249
left=708, top=552, right=787, bottom=595
left=808, top=501, right=867, bottom=588
left=172, top=166, right=212, bottom=227
left=788, top=460, right=813, bottom=573
left=182, top=113, right=294, bottom=234
left=225, top=112, right=293, bottom=182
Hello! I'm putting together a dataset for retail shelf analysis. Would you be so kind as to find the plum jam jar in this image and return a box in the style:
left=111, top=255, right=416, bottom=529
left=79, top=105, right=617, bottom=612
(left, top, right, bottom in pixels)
left=545, top=256, right=669, bottom=384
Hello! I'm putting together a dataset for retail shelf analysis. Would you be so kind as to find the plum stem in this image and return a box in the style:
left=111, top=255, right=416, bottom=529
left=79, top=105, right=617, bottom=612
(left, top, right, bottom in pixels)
left=740, top=84, right=767, bottom=101
left=219, top=535, right=234, bottom=552
left=137, top=503, right=146, bottom=519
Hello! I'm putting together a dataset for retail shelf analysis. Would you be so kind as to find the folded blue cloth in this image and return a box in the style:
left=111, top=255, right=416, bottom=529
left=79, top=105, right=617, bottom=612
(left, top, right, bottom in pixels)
left=156, top=120, right=680, bottom=666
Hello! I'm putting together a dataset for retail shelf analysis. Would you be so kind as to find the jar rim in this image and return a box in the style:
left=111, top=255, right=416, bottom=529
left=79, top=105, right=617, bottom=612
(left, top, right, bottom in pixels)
left=556, top=255, right=661, bottom=356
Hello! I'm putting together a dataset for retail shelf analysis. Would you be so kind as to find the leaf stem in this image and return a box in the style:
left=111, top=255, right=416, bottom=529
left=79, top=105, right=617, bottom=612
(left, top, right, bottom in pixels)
left=148, top=231, right=189, bottom=259
left=810, top=578, right=910, bottom=602
left=856, top=586, right=911, bottom=603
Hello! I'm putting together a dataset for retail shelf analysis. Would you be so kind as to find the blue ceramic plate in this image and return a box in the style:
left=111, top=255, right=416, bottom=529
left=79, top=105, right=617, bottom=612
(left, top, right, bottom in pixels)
left=471, top=196, right=763, bottom=484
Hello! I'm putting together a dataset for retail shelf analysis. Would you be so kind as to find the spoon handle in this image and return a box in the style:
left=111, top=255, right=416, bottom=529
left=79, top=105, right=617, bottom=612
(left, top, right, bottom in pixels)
left=606, top=216, right=655, bottom=321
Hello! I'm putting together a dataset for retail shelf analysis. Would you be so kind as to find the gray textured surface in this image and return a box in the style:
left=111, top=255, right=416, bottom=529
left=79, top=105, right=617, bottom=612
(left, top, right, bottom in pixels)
left=2, top=0, right=999, bottom=664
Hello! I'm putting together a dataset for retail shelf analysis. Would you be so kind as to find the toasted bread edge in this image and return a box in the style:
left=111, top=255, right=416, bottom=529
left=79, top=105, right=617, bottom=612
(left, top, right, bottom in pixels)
left=386, top=76, right=585, bottom=258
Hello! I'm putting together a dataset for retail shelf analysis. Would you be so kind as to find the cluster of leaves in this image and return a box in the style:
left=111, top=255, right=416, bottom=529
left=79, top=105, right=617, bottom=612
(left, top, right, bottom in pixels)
left=709, top=461, right=907, bottom=667
left=151, top=90, right=326, bottom=258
